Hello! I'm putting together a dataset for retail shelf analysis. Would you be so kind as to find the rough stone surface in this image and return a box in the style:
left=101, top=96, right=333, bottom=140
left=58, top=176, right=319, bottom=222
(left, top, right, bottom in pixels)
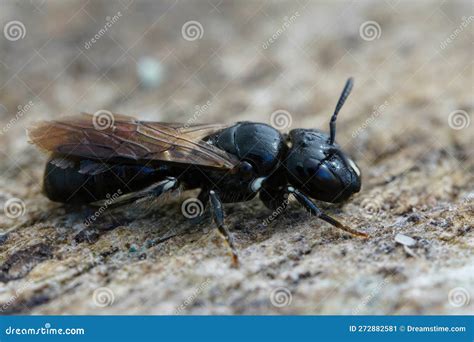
left=0, top=0, right=472, bottom=315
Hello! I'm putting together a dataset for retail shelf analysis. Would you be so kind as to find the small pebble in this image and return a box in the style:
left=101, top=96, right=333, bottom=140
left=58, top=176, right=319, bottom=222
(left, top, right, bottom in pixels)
left=395, top=233, right=416, bottom=247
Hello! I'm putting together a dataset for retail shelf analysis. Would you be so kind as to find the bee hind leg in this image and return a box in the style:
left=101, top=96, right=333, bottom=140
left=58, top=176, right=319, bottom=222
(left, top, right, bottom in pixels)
left=90, top=177, right=179, bottom=208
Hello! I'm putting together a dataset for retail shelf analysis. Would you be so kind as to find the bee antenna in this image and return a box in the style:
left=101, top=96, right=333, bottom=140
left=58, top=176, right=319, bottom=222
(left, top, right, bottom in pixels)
left=328, top=77, right=354, bottom=145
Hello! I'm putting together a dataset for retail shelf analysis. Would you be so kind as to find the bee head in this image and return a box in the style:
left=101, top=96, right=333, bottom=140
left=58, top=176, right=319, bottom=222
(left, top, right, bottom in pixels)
left=285, top=129, right=360, bottom=202
left=284, top=78, right=361, bottom=203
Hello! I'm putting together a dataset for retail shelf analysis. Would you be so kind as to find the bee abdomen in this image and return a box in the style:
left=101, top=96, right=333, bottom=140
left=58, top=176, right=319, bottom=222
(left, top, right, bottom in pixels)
left=43, top=157, right=166, bottom=204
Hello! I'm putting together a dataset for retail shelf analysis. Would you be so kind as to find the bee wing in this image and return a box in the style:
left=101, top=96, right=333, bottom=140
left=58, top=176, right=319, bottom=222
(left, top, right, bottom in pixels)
left=27, top=113, right=238, bottom=170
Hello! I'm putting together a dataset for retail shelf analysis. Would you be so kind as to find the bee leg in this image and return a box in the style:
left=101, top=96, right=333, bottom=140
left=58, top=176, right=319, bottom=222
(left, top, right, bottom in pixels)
left=288, top=187, right=368, bottom=238
left=90, top=177, right=179, bottom=208
left=209, top=190, right=240, bottom=268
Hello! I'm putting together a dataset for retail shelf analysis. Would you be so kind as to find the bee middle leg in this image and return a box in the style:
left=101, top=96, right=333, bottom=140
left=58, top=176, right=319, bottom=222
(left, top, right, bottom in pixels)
left=209, top=190, right=239, bottom=268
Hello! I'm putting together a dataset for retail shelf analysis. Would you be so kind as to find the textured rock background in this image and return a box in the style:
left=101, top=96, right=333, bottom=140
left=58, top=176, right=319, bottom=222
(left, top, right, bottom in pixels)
left=0, top=0, right=472, bottom=315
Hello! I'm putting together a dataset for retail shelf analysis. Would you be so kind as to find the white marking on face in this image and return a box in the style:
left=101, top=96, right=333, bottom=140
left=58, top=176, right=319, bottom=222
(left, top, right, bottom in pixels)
left=347, top=158, right=360, bottom=176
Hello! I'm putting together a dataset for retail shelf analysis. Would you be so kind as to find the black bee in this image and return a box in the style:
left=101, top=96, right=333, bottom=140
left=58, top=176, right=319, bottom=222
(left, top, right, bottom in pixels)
left=28, top=78, right=365, bottom=267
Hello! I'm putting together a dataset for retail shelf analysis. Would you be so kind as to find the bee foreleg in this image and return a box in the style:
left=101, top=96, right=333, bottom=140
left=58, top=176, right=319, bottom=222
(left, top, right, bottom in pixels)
left=288, top=187, right=368, bottom=238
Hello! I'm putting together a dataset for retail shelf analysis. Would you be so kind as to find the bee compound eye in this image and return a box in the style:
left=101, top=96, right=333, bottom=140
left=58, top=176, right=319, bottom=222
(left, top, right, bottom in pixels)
left=313, top=164, right=340, bottom=189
